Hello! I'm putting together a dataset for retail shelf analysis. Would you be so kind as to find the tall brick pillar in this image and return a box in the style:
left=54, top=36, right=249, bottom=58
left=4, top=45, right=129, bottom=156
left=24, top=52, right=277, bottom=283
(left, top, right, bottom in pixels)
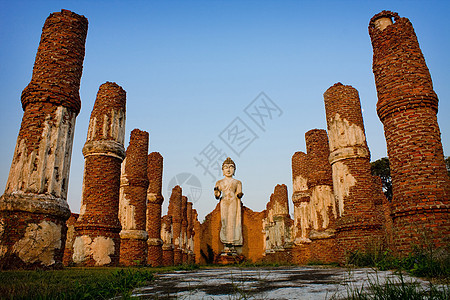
left=181, top=196, right=188, bottom=264
left=369, top=11, right=450, bottom=253
left=73, top=82, right=126, bottom=266
left=324, top=83, right=383, bottom=257
left=187, top=202, right=195, bottom=264
left=161, top=215, right=174, bottom=266
left=168, top=186, right=182, bottom=265
left=146, top=152, right=164, bottom=266
left=119, top=129, right=149, bottom=266
left=0, top=10, right=88, bottom=269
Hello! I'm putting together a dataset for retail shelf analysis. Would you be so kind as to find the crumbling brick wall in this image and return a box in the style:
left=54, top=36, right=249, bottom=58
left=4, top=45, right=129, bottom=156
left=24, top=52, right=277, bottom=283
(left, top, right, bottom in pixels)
left=147, top=152, right=164, bottom=266
left=291, top=129, right=337, bottom=264
left=369, top=11, right=450, bottom=254
left=324, top=83, right=385, bottom=260
left=73, top=82, right=126, bottom=267
left=119, top=129, right=149, bottom=266
left=0, top=9, right=88, bottom=269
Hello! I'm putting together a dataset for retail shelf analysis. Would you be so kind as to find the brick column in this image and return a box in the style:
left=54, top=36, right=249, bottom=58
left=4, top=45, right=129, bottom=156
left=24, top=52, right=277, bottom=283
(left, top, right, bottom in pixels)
left=168, top=186, right=182, bottom=265
left=181, top=196, right=188, bottom=264
left=187, top=202, right=195, bottom=264
left=304, top=129, right=336, bottom=238
left=324, top=83, right=383, bottom=256
left=63, top=213, right=80, bottom=266
left=264, top=184, right=292, bottom=255
left=369, top=11, right=450, bottom=253
left=292, top=151, right=311, bottom=243
left=73, top=82, right=126, bottom=266
left=146, top=152, right=164, bottom=266
left=161, top=215, right=174, bottom=266
left=0, top=10, right=87, bottom=269
left=119, top=129, right=149, bottom=266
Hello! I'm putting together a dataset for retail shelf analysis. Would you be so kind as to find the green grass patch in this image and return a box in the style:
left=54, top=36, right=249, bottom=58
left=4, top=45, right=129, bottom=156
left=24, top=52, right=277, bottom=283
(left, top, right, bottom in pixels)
left=346, top=244, right=450, bottom=280
left=0, top=267, right=154, bottom=299
left=337, top=273, right=449, bottom=300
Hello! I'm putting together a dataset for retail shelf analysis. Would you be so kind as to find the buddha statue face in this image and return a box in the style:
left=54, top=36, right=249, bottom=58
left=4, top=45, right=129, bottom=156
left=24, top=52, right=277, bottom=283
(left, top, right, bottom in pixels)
left=222, top=163, right=235, bottom=177
left=222, top=157, right=236, bottom=177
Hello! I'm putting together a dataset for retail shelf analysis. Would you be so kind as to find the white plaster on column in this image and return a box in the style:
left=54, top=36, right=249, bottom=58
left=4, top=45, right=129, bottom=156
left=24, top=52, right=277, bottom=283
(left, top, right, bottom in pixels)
left=72, top=235, right=115, bottom=266
left=331, top=161, right=356, bottom=217
left=374, top=17, right=393, bottom=31
left=91, top=236, right=115, bottom=266
left=327, top=113, right=366, bottom=153
left=5, top=106, right=76, bottom=201
left=73, top=235, right=92, bottom=263
left=12, top=221, right=61, bottom=266
left=293, top=175, right=308, bottom=193
left=161, top=222, right=173, bottom=247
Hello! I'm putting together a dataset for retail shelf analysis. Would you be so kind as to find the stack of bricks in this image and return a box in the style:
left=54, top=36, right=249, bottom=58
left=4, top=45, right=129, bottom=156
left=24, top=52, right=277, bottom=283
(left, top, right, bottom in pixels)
left=291, top=129, right=337, bottom=264
left=119, top=129, right=149, bottom=266
left=187, top=202, right=195, bottom=264
left=73, top=82, right=126, bottom=266
left=324, top=83, right=384, bottom=259
left=168, top=185, right=183, bottom=265
left=63, top=213, right=80, bottom=266
left=369, top=11, right=450, bottom=253
left=0, top=9, right=88, bottom=269
left=146, top=152, right=164, bottom=266
left=161, top=215, right=174, bottom=266
left=263, top=184, right=293, bottom=263
left=181, top=196, right=188, bottom=264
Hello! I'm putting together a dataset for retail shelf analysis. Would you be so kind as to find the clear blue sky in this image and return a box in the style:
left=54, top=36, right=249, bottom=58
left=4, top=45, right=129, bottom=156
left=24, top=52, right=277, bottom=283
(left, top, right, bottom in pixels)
left=1, top=0, right=449, bottom=220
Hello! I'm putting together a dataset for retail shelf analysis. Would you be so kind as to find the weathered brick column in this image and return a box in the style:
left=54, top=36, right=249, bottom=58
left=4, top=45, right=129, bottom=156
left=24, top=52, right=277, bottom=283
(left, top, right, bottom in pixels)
left=161, top=215, right=174, bottom=266
left=291, top=151, right=311, bottom=244
left=181, top=196, right=188, bottom=264
left=187, top=202, right=195, bottom=264
left=369, top=11, right=450, bottom=253
left=73, top=82, right=126, bottom=266
left=263, top=184, right=293, bottom=261
left=0, top=10, right=87, bottom=269
left=294, top=130, right=337, bottom=264
left=168, top=186, right=182, bottom=265
left=304, top=129, right=336, bottom=238
left=146, top=152, right=164, bottom=266
left=324, top=83, right=383, bottom=257
left=119, top=129, right=149, bottom=266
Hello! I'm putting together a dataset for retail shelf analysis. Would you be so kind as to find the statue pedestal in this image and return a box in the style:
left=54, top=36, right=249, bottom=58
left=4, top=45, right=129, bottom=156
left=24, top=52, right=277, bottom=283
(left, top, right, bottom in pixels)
left=215, top=252, right=245, bottom=265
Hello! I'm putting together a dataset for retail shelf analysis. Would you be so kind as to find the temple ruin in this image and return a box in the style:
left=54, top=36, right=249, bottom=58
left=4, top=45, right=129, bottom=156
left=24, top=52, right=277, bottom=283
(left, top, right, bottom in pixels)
left=0, top=9, right=448, bottom=269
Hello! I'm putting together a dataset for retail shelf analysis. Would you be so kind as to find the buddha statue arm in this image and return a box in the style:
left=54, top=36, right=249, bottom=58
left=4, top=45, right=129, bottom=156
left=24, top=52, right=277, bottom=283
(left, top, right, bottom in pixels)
left=236, top=180, right=243, bottom=199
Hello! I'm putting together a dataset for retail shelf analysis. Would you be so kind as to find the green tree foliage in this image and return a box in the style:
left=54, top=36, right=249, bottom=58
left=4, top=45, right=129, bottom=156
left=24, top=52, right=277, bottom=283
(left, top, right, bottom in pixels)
left=370, top=157, right=392, bottom=201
